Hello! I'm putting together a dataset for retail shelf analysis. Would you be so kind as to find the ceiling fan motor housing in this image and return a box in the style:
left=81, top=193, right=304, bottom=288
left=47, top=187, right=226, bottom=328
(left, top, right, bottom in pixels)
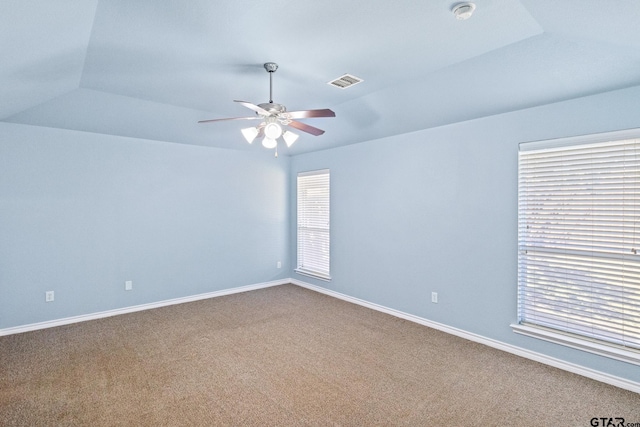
left=258, top=102, right=286, bottom=115
left=257, top=102, right=291, bottom=125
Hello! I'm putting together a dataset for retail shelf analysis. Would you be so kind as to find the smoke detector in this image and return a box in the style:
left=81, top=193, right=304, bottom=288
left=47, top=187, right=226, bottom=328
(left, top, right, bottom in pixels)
left=452, top=2, right=476, bottom=20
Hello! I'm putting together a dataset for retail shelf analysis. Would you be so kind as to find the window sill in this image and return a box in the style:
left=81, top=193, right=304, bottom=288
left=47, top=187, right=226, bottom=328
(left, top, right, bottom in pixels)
left=511, top=323, right=640, bottom=366
left=294, top=268, right=331, bottom=282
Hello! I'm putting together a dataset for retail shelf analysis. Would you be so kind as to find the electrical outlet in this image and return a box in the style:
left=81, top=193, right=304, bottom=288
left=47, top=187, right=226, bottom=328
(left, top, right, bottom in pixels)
left=45, top=291, right=54, bottom=302
left=277, top=261, right=282, bottom=269
left=125, top=280, right=133, bottom=291
left=431, top=292, right=438, bottom=304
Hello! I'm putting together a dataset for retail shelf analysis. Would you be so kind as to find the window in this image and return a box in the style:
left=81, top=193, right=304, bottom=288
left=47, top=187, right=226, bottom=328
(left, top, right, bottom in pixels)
left=514, top=130, right=640, bottom=365
left=296, top=169, right=330, bottom=280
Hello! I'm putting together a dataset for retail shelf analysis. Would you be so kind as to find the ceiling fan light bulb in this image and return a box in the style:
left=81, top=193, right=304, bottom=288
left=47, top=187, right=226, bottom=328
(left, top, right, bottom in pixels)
left=241, top=126, right=259, bottom=144
left=282, top=130, right=299, bottom=147
left=264, top=122, right=283, bottom=139
left=262, top=137, right=277, bottom=149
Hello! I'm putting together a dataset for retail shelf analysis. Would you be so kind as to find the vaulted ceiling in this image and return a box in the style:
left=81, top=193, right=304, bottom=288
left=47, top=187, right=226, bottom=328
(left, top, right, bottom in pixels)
left=2, top=0, right=640, bottom=155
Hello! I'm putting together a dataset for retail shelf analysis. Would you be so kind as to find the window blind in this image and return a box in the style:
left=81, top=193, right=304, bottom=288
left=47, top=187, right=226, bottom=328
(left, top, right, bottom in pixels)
left=296, top=169, right=330, bottom=280
left=517, top=135, right=640, bottom=358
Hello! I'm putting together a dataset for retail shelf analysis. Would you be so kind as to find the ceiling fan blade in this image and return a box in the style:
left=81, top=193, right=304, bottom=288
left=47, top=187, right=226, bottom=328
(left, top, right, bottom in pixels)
left=198, top=116, right=261, bottom=123
left=287, top=120, right=325, bottom=136
left=234, top=100, right=270, bottom=115
left=286, top=109, right=335, bottom=119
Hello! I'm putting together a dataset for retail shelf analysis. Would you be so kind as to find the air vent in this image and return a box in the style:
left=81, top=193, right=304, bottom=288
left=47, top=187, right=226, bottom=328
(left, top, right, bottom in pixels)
left=328, top=74, right=363, bottom=89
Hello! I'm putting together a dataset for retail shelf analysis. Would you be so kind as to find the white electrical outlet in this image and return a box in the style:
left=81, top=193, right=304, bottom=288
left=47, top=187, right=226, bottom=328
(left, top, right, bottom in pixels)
left=431, top=292, right=438, bottom=304
left=45, top=291, right=54, bottom=302
left=277, top=261, right=282, bottom=269
left=125, top=280, right=133, bottom=291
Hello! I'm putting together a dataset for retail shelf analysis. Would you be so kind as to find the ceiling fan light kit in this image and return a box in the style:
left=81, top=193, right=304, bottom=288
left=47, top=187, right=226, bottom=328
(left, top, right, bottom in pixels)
left=199, top=62, right=336, bottom=156
left=241, top=126, right=260, bottom=144
left=262, top=137, right=278, bottom=149
left=282, top=130, right=299, bottom=147
left=264, top=121, right=283, bottom=140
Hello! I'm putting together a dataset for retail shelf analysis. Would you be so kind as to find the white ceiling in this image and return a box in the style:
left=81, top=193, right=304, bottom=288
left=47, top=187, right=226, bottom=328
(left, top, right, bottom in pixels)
left=2, top=0, right=640, bottom=155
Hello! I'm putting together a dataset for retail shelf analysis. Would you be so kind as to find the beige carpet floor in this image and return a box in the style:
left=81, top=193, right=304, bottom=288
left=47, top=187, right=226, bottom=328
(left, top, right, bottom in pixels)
left=1, top=284, right=639, bottom=426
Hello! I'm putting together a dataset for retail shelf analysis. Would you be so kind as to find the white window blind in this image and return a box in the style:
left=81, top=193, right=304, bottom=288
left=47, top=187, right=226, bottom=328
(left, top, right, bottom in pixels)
left=296, top=169, right=330, bottom=280
left=516, top=132, right=640, bottom=364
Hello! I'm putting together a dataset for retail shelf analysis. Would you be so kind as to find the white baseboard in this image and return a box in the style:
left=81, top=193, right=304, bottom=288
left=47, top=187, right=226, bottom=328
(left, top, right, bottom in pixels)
left=291, top=279, right=640, bottom=395
left=0, top=279, right=288, bottom=337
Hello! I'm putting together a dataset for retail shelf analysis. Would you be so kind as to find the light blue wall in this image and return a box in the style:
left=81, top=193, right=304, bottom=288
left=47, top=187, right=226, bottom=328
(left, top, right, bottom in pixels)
left=290, top=84, right=640, bottom=383
left=3, top=83, right=639, bottom=383
left=0, top=123, right=289, bottom=329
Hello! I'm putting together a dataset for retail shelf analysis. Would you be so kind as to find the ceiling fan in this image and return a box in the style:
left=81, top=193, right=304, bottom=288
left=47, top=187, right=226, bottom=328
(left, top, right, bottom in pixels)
left=198, top=62, right=335, bottom=155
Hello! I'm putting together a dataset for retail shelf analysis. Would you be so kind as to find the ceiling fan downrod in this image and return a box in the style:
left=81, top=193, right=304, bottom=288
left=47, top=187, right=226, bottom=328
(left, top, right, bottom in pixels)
left=264, top=62, right=278, bottom=104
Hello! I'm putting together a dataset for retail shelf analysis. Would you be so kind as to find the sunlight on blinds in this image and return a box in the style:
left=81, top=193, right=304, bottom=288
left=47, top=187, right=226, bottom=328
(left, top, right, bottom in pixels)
left=518, top=136, right=640, bottom=353
left=296, top=170, right=330, bottom=280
